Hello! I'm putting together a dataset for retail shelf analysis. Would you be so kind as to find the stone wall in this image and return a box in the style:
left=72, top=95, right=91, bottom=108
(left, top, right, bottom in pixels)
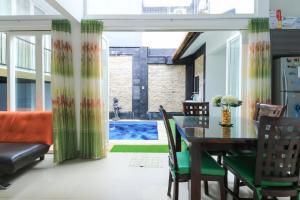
left=148, top=64, right=185, bottom=112
left=109, top=56, right=132, bottom=112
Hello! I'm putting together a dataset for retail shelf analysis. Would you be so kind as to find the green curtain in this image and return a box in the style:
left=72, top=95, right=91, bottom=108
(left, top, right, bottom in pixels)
left=80, top=20, right=107, bottom=159
left=246, top=18, right=271, bottom=119
left=51, top=20, right=78, bottom=163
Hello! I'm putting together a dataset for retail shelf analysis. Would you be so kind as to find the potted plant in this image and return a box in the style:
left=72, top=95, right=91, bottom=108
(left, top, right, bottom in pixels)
left=212, top=95, right=242, bottom=126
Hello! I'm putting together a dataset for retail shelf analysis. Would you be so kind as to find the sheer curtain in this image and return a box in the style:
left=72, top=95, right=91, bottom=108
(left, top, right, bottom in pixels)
left=51, top=20, right=78, bottom=163
left=245, top=18, right=271, bottom=120
left=80, top=20, right=106, bottom=159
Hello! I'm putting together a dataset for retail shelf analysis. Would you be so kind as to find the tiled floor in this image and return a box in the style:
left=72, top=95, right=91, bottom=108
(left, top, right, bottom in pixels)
left=0, top=153, right=290, bottom=200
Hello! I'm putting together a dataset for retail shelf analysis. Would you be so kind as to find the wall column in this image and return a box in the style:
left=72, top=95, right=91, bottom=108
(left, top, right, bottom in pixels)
left=6, top=33, right=16, bottom=111
left=35, top=34, right=45, bottom=111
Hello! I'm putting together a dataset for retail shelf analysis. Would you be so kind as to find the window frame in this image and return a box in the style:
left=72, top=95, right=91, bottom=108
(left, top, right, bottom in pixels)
left=3, top=31, right=51, bottom=111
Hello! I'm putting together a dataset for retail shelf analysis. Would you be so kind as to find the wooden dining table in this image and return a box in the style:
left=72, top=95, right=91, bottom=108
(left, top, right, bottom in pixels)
left=173, top=115, right=258, bottom=200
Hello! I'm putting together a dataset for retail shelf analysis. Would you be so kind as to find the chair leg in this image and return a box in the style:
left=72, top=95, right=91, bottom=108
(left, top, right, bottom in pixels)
left=233, top=176, right=240, bottom=197
left=167, top=172, right=172, bottom=197
left=219, top=178, right=226, bottom=200
left=173, top=176, right=179, bottom=200
left=217, top=155, right=222, bottom=165
left=224, top=168, right=228, bottom=188
left=291, top=196, right=298, bottom=200
left=204, top=181, right=209, bottom=196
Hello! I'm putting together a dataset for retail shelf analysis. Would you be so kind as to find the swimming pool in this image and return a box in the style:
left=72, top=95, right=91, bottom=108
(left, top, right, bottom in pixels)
left=109, top=121, right=158, bottom=140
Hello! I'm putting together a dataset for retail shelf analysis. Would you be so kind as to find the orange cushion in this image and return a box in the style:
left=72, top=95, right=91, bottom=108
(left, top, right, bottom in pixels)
left=0, top=112, right=53, bottom=145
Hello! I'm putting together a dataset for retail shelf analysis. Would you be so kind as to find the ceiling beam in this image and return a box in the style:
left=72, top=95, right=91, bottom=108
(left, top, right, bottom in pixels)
left=46, top=0, right=83, bottom=23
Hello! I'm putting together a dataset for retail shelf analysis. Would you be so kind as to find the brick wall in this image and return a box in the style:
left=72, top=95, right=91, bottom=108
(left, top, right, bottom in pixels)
left=109, top=56, right=132, bottom=112
left=148, top=64, right=185, bottom=112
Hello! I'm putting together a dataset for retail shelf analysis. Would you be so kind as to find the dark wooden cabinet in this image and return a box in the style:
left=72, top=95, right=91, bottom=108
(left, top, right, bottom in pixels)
left=271, top=29, right=300, bottom=58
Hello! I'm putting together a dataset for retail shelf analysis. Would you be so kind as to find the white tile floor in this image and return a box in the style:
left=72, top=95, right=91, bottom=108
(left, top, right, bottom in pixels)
left=0, top=153, right=289, bottom=200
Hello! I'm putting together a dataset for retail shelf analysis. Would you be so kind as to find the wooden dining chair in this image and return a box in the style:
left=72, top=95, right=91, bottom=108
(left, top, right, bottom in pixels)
left=253, top=103, right=287, bottom=121
left=231, top=103, right=287, bottom=194
left=159, top=105, right=226, bottom=200
left=183, top=102, right=209, bottom=116
left=224, top=116, right=300, bottom=200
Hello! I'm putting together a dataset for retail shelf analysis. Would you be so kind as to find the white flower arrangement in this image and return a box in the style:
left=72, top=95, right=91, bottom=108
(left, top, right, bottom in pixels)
left=212, top=95, right=242, bottom=108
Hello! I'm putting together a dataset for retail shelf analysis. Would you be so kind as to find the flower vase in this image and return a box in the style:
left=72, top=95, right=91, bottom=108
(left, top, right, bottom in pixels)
left=221, top=107, right=231, bottom=126
left=222, top=127, right=231, bottom=138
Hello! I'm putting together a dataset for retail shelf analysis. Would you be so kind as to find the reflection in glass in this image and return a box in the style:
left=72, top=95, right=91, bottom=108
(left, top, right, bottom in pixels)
left=45, top=81, right=51, bottom=110
left=0, top=76, right=7, bottom=111
left=16, top=78, right=36, bottom=111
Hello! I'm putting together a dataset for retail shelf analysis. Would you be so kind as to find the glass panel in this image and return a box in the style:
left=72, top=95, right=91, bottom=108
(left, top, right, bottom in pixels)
left=0, top=0, right=59, bottom=15
left=227, top=35, right=240, bottom=97
left=43, top=35, right=51, bottom=73
left=0, top=76, right=7, bottom=111
left=0, top=0, right=11, bottom=15
left=226, top=34, right=241, bottom=119
left=86, top=0, right=254, bottom=15
left=16, top=78, right=36, bottom=111
left=16, top=36, right=35, bottom=71
left=45, top=81, right=51, bottom=110
left=0, top=33, right=6, bottom=66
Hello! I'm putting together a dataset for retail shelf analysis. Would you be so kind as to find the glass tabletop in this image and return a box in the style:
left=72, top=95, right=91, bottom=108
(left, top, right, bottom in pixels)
left=173, top=115, right=258, bottom=142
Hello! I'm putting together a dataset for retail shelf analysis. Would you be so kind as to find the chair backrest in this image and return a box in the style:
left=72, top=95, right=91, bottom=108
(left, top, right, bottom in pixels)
left=159, top=105, right=178, bottom=171
left=253, top=103, right=286, bottom=121
left=254, top=116, right=300, bottom=186
left=183, top=102, right=209, bottom=116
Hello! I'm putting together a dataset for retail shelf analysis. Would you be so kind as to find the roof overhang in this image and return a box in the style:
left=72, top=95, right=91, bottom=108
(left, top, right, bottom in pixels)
left=172, top=32, right=201, bottom=62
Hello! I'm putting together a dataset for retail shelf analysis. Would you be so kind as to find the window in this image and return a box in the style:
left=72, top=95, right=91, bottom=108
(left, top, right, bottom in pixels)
left=16, top=78, right=36, bottom=111
left=16, top=36, right=36, bottom=71
left=0, top=76, right=7, bottom=111
left=0, top=0, right=59, bottom=16
left=86, top=0, right=255, bottom=15
left=45, top=81, right=51, bottom=110
left=43, top=35, right=51, bottom=73
left=0, top=33, right=6, bottom=66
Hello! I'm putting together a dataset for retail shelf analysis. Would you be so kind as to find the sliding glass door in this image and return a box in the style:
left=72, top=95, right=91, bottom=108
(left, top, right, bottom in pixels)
left=226, top=34, right=241, bottom=117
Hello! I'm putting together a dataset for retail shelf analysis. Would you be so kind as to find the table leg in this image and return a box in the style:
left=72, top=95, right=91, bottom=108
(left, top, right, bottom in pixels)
left=189, top=142, right=201, bottom=200
left=175, top=124, right=181, bottom=152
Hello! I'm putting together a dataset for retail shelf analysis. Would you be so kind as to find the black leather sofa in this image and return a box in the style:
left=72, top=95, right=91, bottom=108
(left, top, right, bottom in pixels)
left=0, top=112, right=52, bottom=190
left=0, top=143, right=50, bottom=189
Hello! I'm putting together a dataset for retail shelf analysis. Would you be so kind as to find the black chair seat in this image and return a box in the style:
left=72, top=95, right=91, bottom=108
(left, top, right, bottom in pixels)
left=0, top=143, right=49, bottom=174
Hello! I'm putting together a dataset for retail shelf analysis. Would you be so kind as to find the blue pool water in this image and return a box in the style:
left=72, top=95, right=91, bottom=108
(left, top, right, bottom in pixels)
left=109, top=121, right=158, bottom=140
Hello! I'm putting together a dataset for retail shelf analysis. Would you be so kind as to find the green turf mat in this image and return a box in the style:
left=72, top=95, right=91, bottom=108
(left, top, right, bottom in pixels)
left=110, top=145, right=168, bottom=153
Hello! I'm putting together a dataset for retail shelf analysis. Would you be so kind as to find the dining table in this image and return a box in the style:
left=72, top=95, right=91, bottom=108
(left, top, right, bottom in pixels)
left=172, top=115, right=258, bottom=200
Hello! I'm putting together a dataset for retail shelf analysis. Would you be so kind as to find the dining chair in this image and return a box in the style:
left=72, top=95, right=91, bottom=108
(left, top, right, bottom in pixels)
left=224, top=116, right=300, bottom=200
left=231, top=103, right=288, bottom=193
left=232, top=103, right=287, bottom=157
left=159, top=105, right=226, bottom=200
left=183, top=101, right=224, bottom=166
left=183, top=101, right=209, bottom=116
left=253, top=103, right=287, bottom=121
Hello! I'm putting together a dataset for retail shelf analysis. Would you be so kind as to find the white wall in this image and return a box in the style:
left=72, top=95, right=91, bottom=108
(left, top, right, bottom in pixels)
left=270, top=0, right=300, bottom=16
left=206, top=48, right=227, bottom=117
left=191, top=31, right=240, bottom=117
